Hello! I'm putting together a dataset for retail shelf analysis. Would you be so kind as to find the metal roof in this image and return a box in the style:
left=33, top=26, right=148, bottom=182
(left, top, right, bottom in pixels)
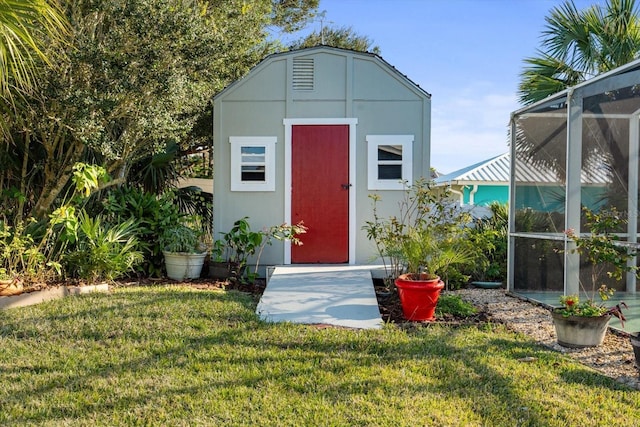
left=434, top=152, right=611, bottom=185
left=434, top=153, right=509, bottom=185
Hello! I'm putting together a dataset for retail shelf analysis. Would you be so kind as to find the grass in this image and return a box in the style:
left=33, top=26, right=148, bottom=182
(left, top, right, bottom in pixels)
left=0, top=285, right=638, bottom=426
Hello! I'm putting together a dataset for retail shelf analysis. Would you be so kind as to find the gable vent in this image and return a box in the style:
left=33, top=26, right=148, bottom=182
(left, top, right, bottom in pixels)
left=292, top=58, right=314, bottom=91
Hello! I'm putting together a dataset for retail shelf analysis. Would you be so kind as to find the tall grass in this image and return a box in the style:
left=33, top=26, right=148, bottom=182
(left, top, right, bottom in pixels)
left=0, top=286, right=637, bottom=426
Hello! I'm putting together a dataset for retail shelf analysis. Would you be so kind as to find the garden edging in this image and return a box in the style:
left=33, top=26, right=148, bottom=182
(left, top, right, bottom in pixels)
left=0, top=283, right=109, bottom=310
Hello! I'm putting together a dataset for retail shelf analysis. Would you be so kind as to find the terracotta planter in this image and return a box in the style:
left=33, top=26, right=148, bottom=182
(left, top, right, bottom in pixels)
left=630, top=333, right=640, bottom=370
left=394, top=273, right=444, bottom=321
left=551, top=309, right=611, bottom=348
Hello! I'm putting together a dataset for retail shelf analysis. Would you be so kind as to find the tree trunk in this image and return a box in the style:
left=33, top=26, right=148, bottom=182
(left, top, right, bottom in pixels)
left=31, top=139, right=85, bottom=219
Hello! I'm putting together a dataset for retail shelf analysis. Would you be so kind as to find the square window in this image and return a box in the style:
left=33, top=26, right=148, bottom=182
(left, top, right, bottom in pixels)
left=230, top=137, right=276, bottom=191
left=367, top=135, right=413, bottom=190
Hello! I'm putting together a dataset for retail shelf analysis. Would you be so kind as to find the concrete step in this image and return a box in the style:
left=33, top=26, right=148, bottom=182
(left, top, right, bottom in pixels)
left=256, top=265, right=384, bottom=329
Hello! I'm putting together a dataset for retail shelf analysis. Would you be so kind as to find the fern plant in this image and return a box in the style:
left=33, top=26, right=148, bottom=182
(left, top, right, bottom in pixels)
left=160, top=224, right=204, bottom=253
left=64, top=212, right=143, bottom=283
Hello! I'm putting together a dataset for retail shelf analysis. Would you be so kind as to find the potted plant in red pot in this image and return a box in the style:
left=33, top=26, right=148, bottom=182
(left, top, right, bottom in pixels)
left=364, top=178, right=473, bottom=321
left=555, top=207, right=638, bottom=348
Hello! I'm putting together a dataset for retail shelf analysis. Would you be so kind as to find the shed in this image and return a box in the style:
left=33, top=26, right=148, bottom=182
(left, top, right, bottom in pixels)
left=212, top=46, right=431, bottom=271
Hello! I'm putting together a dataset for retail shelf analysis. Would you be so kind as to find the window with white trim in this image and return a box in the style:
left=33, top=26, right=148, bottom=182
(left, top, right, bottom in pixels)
left=230, top=136, right=276, bottom=191
left=366, top=135, right=414, bottom=190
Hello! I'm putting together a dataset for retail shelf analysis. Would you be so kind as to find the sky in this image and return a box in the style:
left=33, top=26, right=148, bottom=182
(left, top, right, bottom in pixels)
left=281, top=0, right=608, bottom=174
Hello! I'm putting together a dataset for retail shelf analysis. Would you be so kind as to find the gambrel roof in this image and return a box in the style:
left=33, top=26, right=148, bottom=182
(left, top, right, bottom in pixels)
left=213, top=45, right=431, bottom=101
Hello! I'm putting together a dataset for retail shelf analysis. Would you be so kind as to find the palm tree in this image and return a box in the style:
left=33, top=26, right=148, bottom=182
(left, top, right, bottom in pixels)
left=0, top=0, right=68, bottom=131
left=519, top=0, right=640, bottom=105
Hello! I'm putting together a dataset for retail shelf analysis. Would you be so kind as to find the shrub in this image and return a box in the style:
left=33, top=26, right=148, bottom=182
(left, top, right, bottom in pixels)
left=463, top=202, right=508, bottom=283
left=435, top=294, right=477, bottom=317
left=160, top=223, right=205, bottom=253
left=63, top=211, right=143, bottom=283
left=0, top=216, right=65, bottom=284
left=101, top=187, right=182, bottom=277
left=214, top=217, right=306, bottom=283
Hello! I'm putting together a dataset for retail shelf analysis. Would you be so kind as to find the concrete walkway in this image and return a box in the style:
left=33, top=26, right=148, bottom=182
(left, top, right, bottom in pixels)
left=256, top=265, right=384, bottom=329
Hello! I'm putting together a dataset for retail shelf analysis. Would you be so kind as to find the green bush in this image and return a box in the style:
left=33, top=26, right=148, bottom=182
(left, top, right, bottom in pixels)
left=363, top=178, right=474, bottom=285
left=102, top=187, right=182, bottom=277
left=160, top=223, right=204, bottom=253
left=0, top=217, right=65, bottom=284
left=63, top=211, right=143, bottom=283
left=435, top=294, right=477, bottom=317
left=463, top=202, right=508, bottom=283
left=214, top=217, right=306, bottom=283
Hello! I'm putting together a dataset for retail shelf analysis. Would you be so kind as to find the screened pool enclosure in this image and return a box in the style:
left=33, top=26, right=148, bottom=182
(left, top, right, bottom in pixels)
left=509, top=59, right=640, bottom=308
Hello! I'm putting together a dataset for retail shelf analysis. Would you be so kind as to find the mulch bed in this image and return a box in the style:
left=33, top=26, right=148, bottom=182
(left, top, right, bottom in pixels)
left=136, top=276, right=490, bottom=326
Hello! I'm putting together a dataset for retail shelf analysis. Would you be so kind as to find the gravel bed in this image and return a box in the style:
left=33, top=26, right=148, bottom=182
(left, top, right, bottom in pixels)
left=454, top=288, right=640, bottom=390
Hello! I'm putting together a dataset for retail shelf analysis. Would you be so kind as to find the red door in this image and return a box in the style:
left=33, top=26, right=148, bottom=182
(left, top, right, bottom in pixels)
left=292, top=125, right=349, bottom=263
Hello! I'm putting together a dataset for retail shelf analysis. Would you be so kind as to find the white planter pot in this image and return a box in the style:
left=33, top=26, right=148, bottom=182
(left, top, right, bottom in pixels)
left=551, top=310, right=611, bottom=348
left=163, top=251, right=206, bottom=281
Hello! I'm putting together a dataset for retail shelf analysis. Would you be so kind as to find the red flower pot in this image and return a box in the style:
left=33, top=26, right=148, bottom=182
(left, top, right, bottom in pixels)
left=395, top=273, right=444, bottom=321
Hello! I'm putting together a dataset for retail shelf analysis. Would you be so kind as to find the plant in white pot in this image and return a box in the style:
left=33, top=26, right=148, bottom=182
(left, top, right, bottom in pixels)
left=555, top=207, right=637, bottom=348
left=161, top=223, right=208, bottom=281
left=364, top=178, right=473, bottom=321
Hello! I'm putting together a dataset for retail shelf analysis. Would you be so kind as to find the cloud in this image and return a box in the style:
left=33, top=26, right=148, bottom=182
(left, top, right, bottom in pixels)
left=430, top=83, right=518, bottom=174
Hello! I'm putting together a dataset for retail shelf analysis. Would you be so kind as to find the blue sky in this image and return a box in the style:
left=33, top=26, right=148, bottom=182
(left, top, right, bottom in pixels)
left=283, top=0, right=607, bottom=174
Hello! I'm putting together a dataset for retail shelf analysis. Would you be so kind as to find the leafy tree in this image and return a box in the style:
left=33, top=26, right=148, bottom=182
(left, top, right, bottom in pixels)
left=2, top=0, right=318, bottom=220
left=270, top=0, right=319, bottom=32
left=519, top=0, right=640, bottom=105
left=289, top=25, right=380, bottom=54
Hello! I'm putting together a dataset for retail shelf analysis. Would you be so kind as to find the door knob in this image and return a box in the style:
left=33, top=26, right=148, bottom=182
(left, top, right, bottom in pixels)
left=341, top=183, right=351, bottom=190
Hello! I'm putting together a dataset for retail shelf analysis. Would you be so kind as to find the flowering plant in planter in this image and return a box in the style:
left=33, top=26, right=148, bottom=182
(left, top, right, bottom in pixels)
left=562, top=206, right=637, bottom=324
left=554, top=206, right=638, bottom=347
left=557, top=291, right=627, bottom=326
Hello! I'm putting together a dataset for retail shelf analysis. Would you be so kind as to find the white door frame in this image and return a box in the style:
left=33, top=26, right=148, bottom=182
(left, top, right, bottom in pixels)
left=283, top=118, right=358, bottom=264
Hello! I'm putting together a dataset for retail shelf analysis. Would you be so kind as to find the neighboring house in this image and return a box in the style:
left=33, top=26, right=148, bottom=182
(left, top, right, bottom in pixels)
left=212, top=46, right=431, bottom=270
left=433, top=153, right=509, bottom=206
left=434, top=152, right=607, bottom=211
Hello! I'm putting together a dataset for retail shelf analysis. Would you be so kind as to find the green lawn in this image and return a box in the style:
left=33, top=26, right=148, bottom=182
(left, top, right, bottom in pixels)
left=0, top=286, right=638, bottom=426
